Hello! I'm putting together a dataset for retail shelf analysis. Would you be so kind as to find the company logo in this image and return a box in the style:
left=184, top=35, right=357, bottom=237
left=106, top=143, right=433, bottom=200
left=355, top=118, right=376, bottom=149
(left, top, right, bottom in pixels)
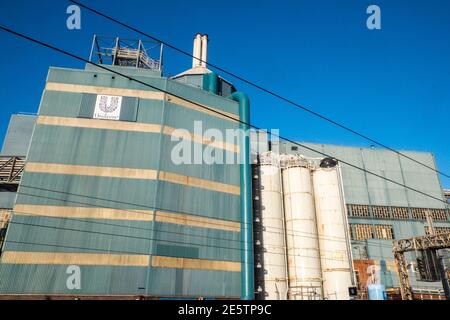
left=98, top=95, right=120, bottom=113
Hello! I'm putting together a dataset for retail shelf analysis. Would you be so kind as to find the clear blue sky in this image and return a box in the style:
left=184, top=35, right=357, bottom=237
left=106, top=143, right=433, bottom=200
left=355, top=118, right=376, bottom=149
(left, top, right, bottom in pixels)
left=0, top=0, right=449, bottom=188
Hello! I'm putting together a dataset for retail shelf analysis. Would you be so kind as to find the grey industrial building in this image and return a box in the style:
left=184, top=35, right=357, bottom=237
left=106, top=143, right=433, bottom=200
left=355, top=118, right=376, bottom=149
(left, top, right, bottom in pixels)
left=251, top=133, right=450, bottom=299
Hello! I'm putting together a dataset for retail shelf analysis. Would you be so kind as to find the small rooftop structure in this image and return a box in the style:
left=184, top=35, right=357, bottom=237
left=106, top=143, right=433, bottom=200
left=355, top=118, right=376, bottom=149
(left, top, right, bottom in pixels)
left=89, top=35, right=163, bottom=71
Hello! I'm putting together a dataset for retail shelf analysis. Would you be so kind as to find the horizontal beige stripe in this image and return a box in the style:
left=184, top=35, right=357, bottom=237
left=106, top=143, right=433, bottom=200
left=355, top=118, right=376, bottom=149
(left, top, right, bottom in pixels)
left=155, top=211, right=240, bottom=232
left=26, top=163, right=158, bottom=180
left=37, top=116, right=161, bottom=134
left=12, top=204, right=238, bottom=232
left=1, top=251, right=150, bottom=267
left=14, top=204, right=154, bottom=221
left=45, top=82, right=165, bottom=100
left=25, top=163, right=240, bottom=195
left=37, top=116, right=239, bottom=154
left=159, top=171, right=240, bottom=195
left=152, top=256, right=241, bottom=272
left=166, top=94, right=239, bottom=122
left=45, top=82, right=240, bottom=123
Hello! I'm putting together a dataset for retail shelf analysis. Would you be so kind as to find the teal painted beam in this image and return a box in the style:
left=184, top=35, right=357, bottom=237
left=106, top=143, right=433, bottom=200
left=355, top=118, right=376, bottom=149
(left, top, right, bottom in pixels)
left=203, top=73, right=219, bottom=94
left=230, top=92, right=254, bottom=300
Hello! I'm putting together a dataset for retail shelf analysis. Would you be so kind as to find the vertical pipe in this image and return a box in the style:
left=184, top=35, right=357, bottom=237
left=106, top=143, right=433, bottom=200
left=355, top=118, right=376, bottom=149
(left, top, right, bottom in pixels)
left=438, top=252, right=450, bottom=300
left=203, top=73, right=219, bottom=94
left=201, top=35, right=208, bottom=67
left=89, top=34, right=97, bottom=62
left=112, top=37, right=119, bottom=66
left=337, top=164, right=357, bottom=287
left=159, top=44, right=164, bottom=71
left=230, top=92, right=253, bottom=300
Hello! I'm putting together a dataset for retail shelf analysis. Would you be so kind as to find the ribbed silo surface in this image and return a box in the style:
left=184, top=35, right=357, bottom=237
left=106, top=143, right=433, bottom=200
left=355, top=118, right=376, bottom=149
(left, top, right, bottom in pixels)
left=258, top=153, right=288, bottom=299
left=281, top=156, right=322, bottom=300
left=312, top=167, right=352, bottom=300
left=0, top=65, right=245, bottom=298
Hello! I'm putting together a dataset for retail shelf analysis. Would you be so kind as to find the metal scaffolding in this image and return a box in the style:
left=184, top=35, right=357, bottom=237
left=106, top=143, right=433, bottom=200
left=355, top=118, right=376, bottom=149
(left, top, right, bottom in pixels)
left=393, top=233, right=450, bottom=300
left=0, top=156, right=25, bottom=191
left=89, top=35, right=163, bottom=71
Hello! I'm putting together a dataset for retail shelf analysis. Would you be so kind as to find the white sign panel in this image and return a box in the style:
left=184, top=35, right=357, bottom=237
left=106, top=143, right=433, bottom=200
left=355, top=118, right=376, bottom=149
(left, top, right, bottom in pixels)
left=93, top=94, right=122, bottom=120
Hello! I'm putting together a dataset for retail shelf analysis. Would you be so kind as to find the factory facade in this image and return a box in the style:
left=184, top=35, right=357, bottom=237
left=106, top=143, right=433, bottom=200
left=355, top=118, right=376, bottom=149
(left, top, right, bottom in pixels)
left=0, top=35, right=253, bottom=299
left=0, top=34, right=449, bottom=300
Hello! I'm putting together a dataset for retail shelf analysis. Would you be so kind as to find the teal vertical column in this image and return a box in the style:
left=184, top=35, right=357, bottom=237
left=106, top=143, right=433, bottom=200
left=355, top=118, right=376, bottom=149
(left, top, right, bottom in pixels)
left=203, top=73, right=219, bottom=94
left=230, top=92, right=254, bottom=300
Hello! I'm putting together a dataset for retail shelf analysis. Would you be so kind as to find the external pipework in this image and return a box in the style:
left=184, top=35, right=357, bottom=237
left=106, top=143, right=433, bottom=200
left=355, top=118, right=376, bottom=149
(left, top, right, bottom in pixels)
left=230, top=92, right=254, bottom=300
left=203, top=73, right=219, bottom=94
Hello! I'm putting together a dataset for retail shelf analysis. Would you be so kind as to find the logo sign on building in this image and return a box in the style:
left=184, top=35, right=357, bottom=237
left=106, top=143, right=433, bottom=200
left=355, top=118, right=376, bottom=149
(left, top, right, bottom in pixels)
left=93, top=94, right=122, bottom=120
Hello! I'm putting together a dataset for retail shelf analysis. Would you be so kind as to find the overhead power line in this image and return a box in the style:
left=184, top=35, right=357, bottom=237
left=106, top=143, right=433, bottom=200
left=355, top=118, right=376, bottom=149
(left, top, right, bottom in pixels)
left=0, top=24, right=447, bottom=208
left=70, top=0, right=450, bottom=180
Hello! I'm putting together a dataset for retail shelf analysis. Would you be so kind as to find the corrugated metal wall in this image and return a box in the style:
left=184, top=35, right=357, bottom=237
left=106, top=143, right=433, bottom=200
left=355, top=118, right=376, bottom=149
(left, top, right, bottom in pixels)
left=274, top=140, right=450, bottom=292
left=0, top=65, right=243, bottom=297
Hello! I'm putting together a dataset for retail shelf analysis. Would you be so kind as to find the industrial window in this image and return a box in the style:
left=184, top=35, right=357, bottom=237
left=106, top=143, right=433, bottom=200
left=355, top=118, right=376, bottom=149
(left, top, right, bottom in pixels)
left=351, top=224, right=373, bottom=240
left=350, top=205, right=370, bottom=218
left=373, top=225, right=394, bottom=239
left=372, top=206, right=390, bottom=219
left=291, top=146, right=298, bottom=151
left=411, top=208, right=427, bottom=220
left=391, top=207, right=409, bottom=219
left=424, top=226, right=450, bottom=236
left=429, top=209, right=448, bottom=221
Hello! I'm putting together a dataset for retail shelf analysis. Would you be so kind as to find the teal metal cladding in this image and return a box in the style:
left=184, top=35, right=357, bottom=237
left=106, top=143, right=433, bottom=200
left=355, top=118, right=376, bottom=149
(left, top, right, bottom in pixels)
left=0, top=65, right=244, bottom=298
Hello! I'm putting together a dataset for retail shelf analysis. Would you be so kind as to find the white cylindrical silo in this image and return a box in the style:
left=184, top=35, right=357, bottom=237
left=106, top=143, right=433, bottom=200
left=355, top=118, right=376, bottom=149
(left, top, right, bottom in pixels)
left=259, top=153, right=289, bottom=299
left=282, top=156, right=323, bottom=300
left=312, top=165, right=353, bottom=300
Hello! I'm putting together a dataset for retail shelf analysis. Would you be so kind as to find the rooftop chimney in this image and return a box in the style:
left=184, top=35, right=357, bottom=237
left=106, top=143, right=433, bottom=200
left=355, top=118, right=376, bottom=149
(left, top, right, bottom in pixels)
left=192, top=33, right=208, bottom=68
left=192, top=33, right=202, bottom=68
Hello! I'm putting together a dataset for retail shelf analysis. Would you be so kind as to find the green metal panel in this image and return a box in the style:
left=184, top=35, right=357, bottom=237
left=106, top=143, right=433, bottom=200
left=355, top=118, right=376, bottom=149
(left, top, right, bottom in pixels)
left=78, top=93, right=96, bottom=118
left=156, top=180, right=240, bottom=222
left=120, top=97, right=139, bottom=122
left=4, top=215, right=152, bottom=255
left=28, top=125, right=161, bottom=169
left=148, top=267, right=240, bottom=298
left=0, top=264, right=148, bottom=295
left=153, top=221, right=240, bottom=262
left=16, top=173, right=158, bottom=211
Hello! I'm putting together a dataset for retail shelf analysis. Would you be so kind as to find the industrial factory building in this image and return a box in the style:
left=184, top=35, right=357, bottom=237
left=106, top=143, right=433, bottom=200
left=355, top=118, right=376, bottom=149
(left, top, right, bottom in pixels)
left=0, top=35, right=253, bottom=299
left=0, top=33, right=449, bottom=301
left=251, top=136, right=450, bottom=300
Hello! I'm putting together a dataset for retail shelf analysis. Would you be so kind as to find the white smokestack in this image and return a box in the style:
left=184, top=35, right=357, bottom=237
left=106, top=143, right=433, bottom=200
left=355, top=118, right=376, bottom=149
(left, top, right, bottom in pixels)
left=192, top=33, right=202, bottom=68
left=201, top=34, right=208, bottom=67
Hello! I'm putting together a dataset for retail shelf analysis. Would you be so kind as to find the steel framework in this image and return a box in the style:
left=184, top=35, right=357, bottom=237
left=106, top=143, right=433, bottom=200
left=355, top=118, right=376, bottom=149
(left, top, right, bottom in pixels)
left=393, top=233, right=450, bottom=300
left=0, top=156, right=25, bottom=190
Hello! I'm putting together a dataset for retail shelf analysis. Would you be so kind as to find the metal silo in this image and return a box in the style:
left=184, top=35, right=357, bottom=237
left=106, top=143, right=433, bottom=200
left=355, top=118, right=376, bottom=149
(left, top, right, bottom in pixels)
left=312, top=159, right=353, bottom=300
left=281, top=155, right=322, bottom=300
left=258, top=152, right=289, bottom=299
